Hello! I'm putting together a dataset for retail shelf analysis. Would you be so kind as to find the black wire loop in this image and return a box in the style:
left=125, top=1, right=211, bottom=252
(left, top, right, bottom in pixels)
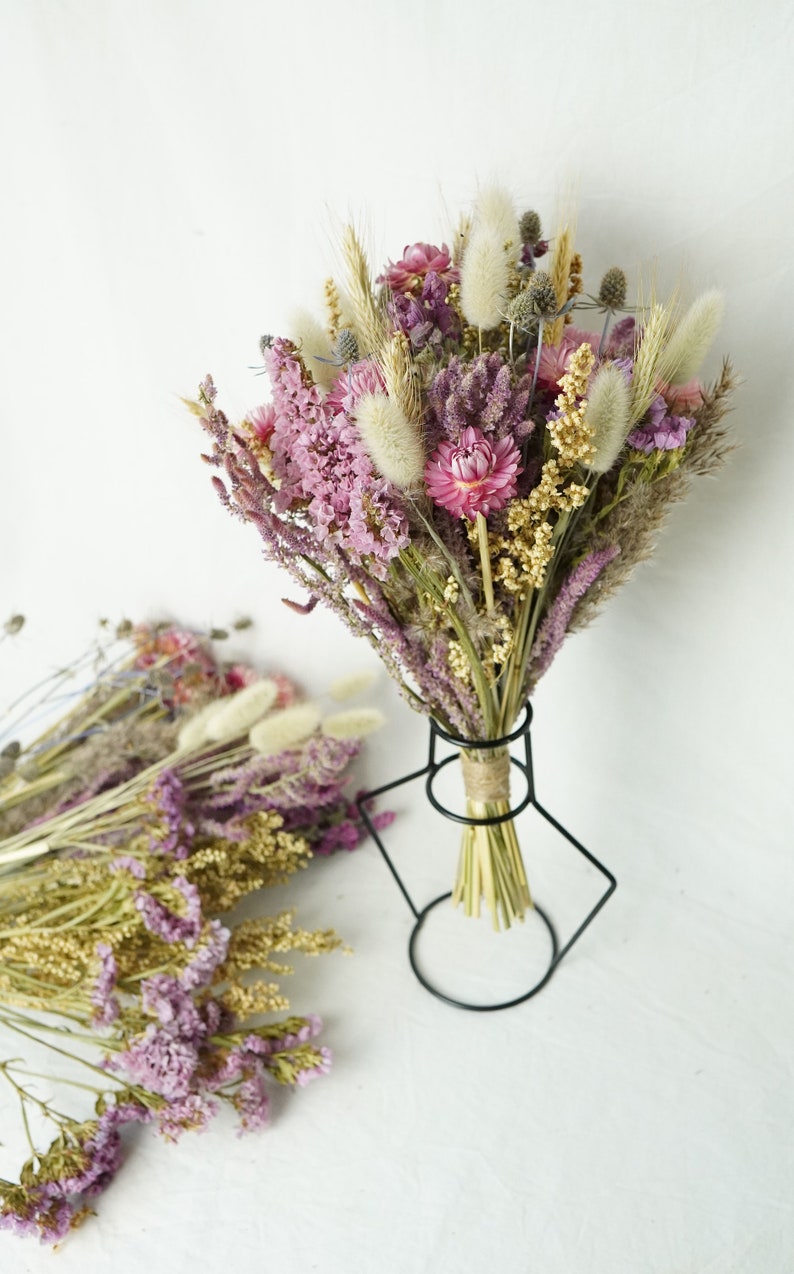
left=356, top=707, right=617, bottom=1012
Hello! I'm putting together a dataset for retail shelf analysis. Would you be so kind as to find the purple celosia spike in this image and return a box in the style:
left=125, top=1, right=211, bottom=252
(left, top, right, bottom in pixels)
left=426, top=353, right=534, bottom=452
left=528, top=545, right=621, bottom=684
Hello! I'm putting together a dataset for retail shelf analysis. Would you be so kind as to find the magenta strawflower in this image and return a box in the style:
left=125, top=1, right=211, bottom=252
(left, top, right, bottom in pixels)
left=425, top=426, right=522, bottom=519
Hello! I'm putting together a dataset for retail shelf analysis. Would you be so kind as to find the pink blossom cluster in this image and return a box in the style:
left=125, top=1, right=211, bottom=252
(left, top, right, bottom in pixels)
left=265, top=339, right=409, bottom=576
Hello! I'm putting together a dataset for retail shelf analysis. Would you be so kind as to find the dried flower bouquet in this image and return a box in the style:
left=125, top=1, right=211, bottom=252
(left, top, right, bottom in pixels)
left=194, top=186, right=735, bottom=931
left=0, top=621, right=389, bottom=1243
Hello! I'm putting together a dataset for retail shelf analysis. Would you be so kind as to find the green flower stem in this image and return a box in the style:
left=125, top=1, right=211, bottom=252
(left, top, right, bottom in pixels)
left=476, top=514, right=495, bottom=614
left=400, top=546, right=495, bottom=736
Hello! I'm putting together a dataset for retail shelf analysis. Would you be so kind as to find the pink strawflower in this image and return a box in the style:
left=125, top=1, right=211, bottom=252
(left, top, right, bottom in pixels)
left=377, top=242, right=459, bottom=294
left=425, top=426, right=522, bottom=520
left=246, top=404, right=277, bottom=444
left=223, top=662, right=259, bottom=692
left=531, top=327, right=600, bottom=390
left=659, top=377, right=704, bottom=413
left=325, top=359, right=386, bottom=415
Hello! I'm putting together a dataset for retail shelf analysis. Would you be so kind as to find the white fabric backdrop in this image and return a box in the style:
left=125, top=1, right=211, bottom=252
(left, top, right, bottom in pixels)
left=2, top=2, right=793, bottom=1270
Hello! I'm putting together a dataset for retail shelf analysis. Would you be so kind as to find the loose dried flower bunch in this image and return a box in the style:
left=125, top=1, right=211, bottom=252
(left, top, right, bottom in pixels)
left=193, top=185, right=735, bottom=930
left=0, top=621, right=389, bottom=1244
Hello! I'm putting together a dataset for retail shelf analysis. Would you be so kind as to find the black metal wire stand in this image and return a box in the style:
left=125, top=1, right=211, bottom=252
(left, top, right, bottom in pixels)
left=356, top=703, right=617, bottom=1012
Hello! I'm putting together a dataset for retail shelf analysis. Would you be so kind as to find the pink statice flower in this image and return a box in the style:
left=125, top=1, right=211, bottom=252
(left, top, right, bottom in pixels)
left=425, top=426, right=522, bottom=520
left=377, top=242, right=459, bottom=294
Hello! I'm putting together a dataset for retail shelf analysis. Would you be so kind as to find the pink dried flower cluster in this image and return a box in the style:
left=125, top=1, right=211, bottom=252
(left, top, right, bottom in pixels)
left=197, top=202, right=730, bottom=741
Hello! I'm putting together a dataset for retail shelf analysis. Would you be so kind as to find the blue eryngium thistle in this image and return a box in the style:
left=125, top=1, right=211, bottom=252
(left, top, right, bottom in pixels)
left=335, top=328, right=359, bottom=365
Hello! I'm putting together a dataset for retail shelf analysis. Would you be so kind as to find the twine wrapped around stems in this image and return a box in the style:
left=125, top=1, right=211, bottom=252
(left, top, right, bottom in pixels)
left=459, top=749, right=511, bottom=804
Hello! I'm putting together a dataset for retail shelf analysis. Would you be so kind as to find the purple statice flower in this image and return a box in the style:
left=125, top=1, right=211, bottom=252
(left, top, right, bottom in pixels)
left=528, top=545, right=621, bottom=683
left=265, top=338, right=409, bottom=576
left=313, top=800, right=395, bottom=856
left=0, top=1185, right=74, bottom=1244
left=141, top=974, right=207, bottom=1039
left=235, top=1064, right=271, bottom=1134
left=388, top=291, right=433, bottom=348
left=133, top=875, right=202, bottom=948
left=110, top=854, right=146, bottom=879
left=91, top=941, right=120, bottom=1027
left=145, top=769, right=194, bottom=859
left=0, top=1104, right=151, bottom=1244
left=156, top=1094, right=218, bottom=1142
left=604, top=315, right=636, bottom=359
left=426, top=353, right=533, bottom=452
left=179, top=919, right=230, bottom=991
left=294, top=1046, right=333, bottom=1088
left=109, top=1022, right=199, bottom=1100
left=242, top=1016, right=324, bottom=1055
left=387, top=271, right=461, bottom=351
left=627, top=394, right=695, bottom=453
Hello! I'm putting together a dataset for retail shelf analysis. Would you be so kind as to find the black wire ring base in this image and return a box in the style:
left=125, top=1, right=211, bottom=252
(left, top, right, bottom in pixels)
left=409, top=892, right=560, bottom=1012
left=356, top=711, right=617, bottom=1013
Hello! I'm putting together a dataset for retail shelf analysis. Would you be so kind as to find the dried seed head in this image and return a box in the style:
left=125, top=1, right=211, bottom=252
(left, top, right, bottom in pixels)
left=524, top=271, right=559, bottom=320
left=321, top=707, right=386, bottom=739
left=4, top=614, right=25, bottom=636
left=335, top=328, right=359, bottom=365
left=598, top=267, right=628, bottom=312
left=2, top=740, right=21, bottom=759
left=249, top=702, right=321, bottom=757
left=115, top=618, right=133, bottom=639
left=506, top=289, right=537, bottom=331
left=209, top=627, right=229, bottom=641
left=259, top=334, right=274, bottom=357
left=519, top=209, right=542, bottom=246
left=233, top=617, right=253, bottom=631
